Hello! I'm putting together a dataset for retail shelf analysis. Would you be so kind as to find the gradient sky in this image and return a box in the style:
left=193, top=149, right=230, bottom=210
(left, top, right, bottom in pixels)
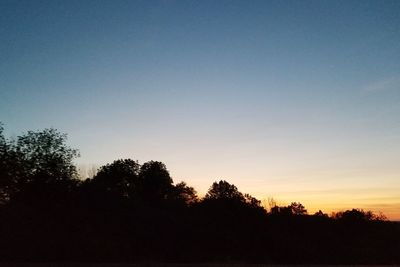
left=1, top=0, right=400, bottom=219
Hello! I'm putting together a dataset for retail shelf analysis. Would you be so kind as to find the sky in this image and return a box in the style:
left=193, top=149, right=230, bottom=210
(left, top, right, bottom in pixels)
left=1, top=0, right=400, bottom=219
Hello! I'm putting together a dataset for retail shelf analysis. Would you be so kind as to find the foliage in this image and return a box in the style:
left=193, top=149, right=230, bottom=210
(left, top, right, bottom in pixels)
left=138, top=160, right=173, bottom=201
left=313, top=210, right=329, bottom=217
left=15, top=128, right=79, bottom=181
left=289, top=202, right=308, bottom=215
left=1, top=125, right=398, bottom=264
left=270, top=202, right=307, bottom=216
left=205, top=180, right=245, bottom=201
left=171, top=181, right=198, bottom=205
left=0, top=125, right=79, bottom=202
left=91, top=159, right=140, bottom=198
left=333, top=208, right=387, bottom=222
left=244, top=193, right=262, bottom=207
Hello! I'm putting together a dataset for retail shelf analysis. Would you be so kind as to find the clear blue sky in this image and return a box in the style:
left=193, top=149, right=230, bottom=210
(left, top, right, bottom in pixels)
left=1, top=0, right=400, bottom=218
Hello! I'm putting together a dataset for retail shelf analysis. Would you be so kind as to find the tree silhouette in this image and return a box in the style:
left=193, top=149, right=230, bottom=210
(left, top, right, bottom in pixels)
left=333, top=208, right=386, bottom=222
left=0, top=126, right=79, bottom=203
left=270, top=205, right=292, bottom=216
left=139, top=161, right=173, bottom=202
left=1, top=125, right=399, bottom=264
left=313, top=210, right=328, bottom=217
left=90, top=159, right=140, bottom=198
left=244, top=193, right=262, bottom=207
left=205, top=180, right=245, bottom=201
left=0, top=123, right=18, bottom=203
left=171, top=181, right=198, bottom=205
left=289, top=202, right=307, bottom=215
left=269, top=202, right=307, bottom=216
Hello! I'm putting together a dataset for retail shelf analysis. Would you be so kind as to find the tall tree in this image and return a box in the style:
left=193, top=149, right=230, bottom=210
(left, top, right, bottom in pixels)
left=0, top=125, right=79, bottom=202
left=171, top=181, right=198, bottom=205
left=205, top=180, right=245, bottom=201
left=139, top=161, right=173, bottom=201
left=15, top=128, right=79, bottom=182
left=90, top=159, right=140, bottom=198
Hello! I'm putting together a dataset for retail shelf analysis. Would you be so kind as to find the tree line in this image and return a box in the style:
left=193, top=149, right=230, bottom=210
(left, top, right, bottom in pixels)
left=0, top=125, right=399, bottom=263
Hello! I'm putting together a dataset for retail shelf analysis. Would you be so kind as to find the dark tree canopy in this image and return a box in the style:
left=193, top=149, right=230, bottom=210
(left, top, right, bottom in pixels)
left=171, top=181, right=198, bottom=205
left=91, top=159, right=140, bottom=198
left=205, top=180, right=245, bottom=201
left=0, top=124, right=12, bottom=203
left=334, top=208, right=387, bottom=222
left=15, top=128, right=79, bottom=181
left=0, top=123, right=4, bottom=145
left=139, top=161, right=173, bottom=201
left=289, top=202, right=308, bottom=215
left=244, top=193, right=262, bottom=207
left=84, top=159, right=199, bottom=205
left=314, top=210, right=329, bottom=217
left=1, top=125, right=398, bottom=264
left=0, top=126, right=79, bottom=202
left=269, top=202, right=308, bottom=216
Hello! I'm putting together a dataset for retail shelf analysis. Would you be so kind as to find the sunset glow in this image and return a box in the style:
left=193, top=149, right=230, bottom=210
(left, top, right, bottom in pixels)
left=1, top=1, right=399, bottom=220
